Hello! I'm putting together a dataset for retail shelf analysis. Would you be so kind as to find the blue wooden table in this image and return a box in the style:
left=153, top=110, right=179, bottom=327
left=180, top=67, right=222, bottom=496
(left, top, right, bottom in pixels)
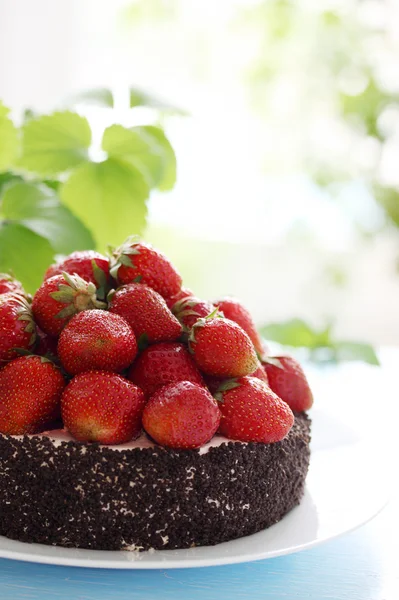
left=0, top=499, right=397, bottom=600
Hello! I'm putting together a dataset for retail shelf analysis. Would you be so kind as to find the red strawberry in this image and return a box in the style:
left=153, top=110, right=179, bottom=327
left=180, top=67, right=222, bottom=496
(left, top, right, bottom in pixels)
left=110, top=237, right=182, bottom=300
left=0, top=274, right=25, bottom=296
left=44, top=250, right=110, bottom=297
left=214, top=297, right=264, bottom=357
left=204, top=362, right=268, bottom=395
left=263, top=356, right=313, bottom=412
left=188, top=316, right=258, bottom=377
left=0, top=356, right=66, bottom=435
left=252, top=363, right=269, bottom=385
left=32, top=273, right=106, bottom=337
left=35, top=327, right=59, bottom=360
left=215, top=376, right=294, bottom=443
left=0, top=293, right=36, bottom=364
left=61, top=371, right=145, bottom=444
left=58, top=310, right=137, bottom=375
left=142, top=381, right=221, bottom=449
left=108, top=283, right=182, bottom=345
left=166, top=287, right=193, bottom=310
left=128, top=342, right=204, bottom=397
left=172, top=296, right=216, bottom=332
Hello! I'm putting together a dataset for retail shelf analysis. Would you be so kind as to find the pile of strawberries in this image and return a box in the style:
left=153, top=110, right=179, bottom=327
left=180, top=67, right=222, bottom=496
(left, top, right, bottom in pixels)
left=0, top=238, right=313, bottom=449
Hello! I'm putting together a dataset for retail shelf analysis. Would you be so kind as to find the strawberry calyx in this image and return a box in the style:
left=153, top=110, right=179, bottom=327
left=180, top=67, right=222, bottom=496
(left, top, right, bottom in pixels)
left=262, top=356, right=286, bottom=370
left=13, top=349, right=57, bottom=366
left=109, top=235, right=141, bottom=279
left=50, top=272, right=107, bottom=320
left=213, top=378, right=241, bottom=403
left=188, top=308, right=223, bottom=346
left=91, top=260, right=109, bottom=300
left=10, top=293, right=37, bottom=346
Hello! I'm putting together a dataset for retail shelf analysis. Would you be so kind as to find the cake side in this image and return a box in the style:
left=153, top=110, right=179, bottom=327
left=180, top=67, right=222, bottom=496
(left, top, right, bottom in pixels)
left=0, top=412, right=310, bottom=551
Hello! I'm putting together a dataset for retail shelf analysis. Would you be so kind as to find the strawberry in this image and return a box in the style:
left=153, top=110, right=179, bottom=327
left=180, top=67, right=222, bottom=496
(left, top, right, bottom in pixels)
left=215, top=376, right=294, bottom=443
left=0, top=293, right=36, bottom=364
left=110, top=237, right=182, bottom=300
left=188, top=315, right=258, bottom=377
left=61, top=371, right=145, bottom=444
left=142, top=381, right=221, bottom=449
left=0, top=273, right=25, bottom=296
left=166, top=287, right=193, bottom=310
left=58, top=310, right=137, bottom=375
left=32, top=273, right=106, bottom=337
left=203, top=362, right=268, bottom=395
left=0, top=355, right=66, bottom=435
left=172, top=296, right=216, bottom=332
left=252, top=363, right=269, bottom=385
left=214, top=297, right=264, bottom=357
left=35, top=327, right=59, bottom=360
left=44, top=251, right=110, bottom=298
left=263, top=356, right=313, bottom=412
left=128, top=342, right=204, bottom=397
left=108, top=283, right=182, bottom=345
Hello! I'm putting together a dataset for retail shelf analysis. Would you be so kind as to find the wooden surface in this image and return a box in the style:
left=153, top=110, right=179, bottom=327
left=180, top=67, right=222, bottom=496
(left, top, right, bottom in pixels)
left=0, top=499, right=397, bottom=600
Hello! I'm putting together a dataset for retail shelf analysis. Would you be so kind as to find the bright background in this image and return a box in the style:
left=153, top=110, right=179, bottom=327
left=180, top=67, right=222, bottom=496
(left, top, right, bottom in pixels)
left=1, top=0, right=399, bottom=347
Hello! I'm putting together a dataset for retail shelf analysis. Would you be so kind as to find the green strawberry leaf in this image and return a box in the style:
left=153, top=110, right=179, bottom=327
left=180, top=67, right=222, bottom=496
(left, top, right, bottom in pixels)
left=60, top=157, right=149, bottom=251
left=333, top=342, right=380, bottom=366
left=260, top=317, right=379, bottom=366
left=260, top=318, right=324, bottom=348
left=0, top=172, right=24, bottom=198
left=0, top=102, right=19, bottom=171
left=129, top=86, right=187, bottom=115
left=102, top=124, right=176, bottom=190
left=0, top=222, right=54, bottom=292
left=1, top=181, right=95, bottom=255
left=67, top=87, right=114, bottom=108
left=18, top=111, right=92, bottom=176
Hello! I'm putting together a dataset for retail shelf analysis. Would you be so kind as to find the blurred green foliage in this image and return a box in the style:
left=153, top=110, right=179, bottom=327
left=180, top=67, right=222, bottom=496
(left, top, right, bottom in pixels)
left=0, top=94, right=177, bottom=292
left=261, top=319, right=379, bottom=365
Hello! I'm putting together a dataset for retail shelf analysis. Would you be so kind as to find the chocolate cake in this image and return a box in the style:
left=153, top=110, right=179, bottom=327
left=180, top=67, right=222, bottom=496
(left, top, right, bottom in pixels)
left=0, top=413, right=310, bottom=552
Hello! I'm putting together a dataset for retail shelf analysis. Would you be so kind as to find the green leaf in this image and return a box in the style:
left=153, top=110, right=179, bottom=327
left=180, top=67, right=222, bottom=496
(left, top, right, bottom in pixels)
left=260, top=318, right=323, bottom=348
left=333, top=342, right=380, bottom=366
left=102, top=124, right=176, bottom=190
left=68, top=88, right=114, bottom=108
left=373, top=186, right=399, bottom=227
left=61, top=158, right=149, bottom=251
left=0, top=102, right=19, bottom=171
left=18, top=111, right=92, bottom=176
left=339, top=78, right=392, bottom=139
left=0, top=172, right=24, bottom=199
left=1, top=181, right=94, bottom=254
left=129, top=86, right=187, bottom=115
left=0, top=222, right=54, bottom=292
left=139, top=126, right=176, bottom=191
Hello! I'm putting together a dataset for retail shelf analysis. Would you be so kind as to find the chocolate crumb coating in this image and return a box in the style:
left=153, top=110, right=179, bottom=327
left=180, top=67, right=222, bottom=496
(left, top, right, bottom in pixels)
left=0, top=413, right=311, bottom=551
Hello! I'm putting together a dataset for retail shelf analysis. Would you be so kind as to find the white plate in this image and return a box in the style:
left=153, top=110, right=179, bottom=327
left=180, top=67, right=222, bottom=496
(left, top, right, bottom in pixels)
left=0, top=407, right=389, bottom=569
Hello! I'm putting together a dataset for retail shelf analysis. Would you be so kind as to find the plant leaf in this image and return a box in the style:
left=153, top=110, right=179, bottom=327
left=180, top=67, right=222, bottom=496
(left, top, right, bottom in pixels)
left=260, top=318, right=322, bottom=348
left=0, top=102, right=19, bottom=171
left=0, top=222, right=54, bottom=292
left=1, top=181, right=95, bottom=254
left=18, top=111, right=92, bottom=176
left=60, top=158, right=149, bottom=251
left=138, top=125, right=177, bottom=191
left=67, top=87, right=114, bottom=108
left=129, top=86, right=187, bottom=115
left=102, top=124, right=176, bottom=190
left=0, top=172, right=24, bottom=199
left=333, top=342, right=380, bottom=366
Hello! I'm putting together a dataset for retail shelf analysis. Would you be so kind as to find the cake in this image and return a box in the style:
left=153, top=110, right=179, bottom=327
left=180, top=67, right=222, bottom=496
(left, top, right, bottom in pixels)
left=0, top=239, right=313, bottom=552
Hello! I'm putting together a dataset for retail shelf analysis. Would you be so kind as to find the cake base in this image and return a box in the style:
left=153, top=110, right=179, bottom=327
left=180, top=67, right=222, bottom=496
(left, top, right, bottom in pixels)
left=0, top=413, right=310, bottom=551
